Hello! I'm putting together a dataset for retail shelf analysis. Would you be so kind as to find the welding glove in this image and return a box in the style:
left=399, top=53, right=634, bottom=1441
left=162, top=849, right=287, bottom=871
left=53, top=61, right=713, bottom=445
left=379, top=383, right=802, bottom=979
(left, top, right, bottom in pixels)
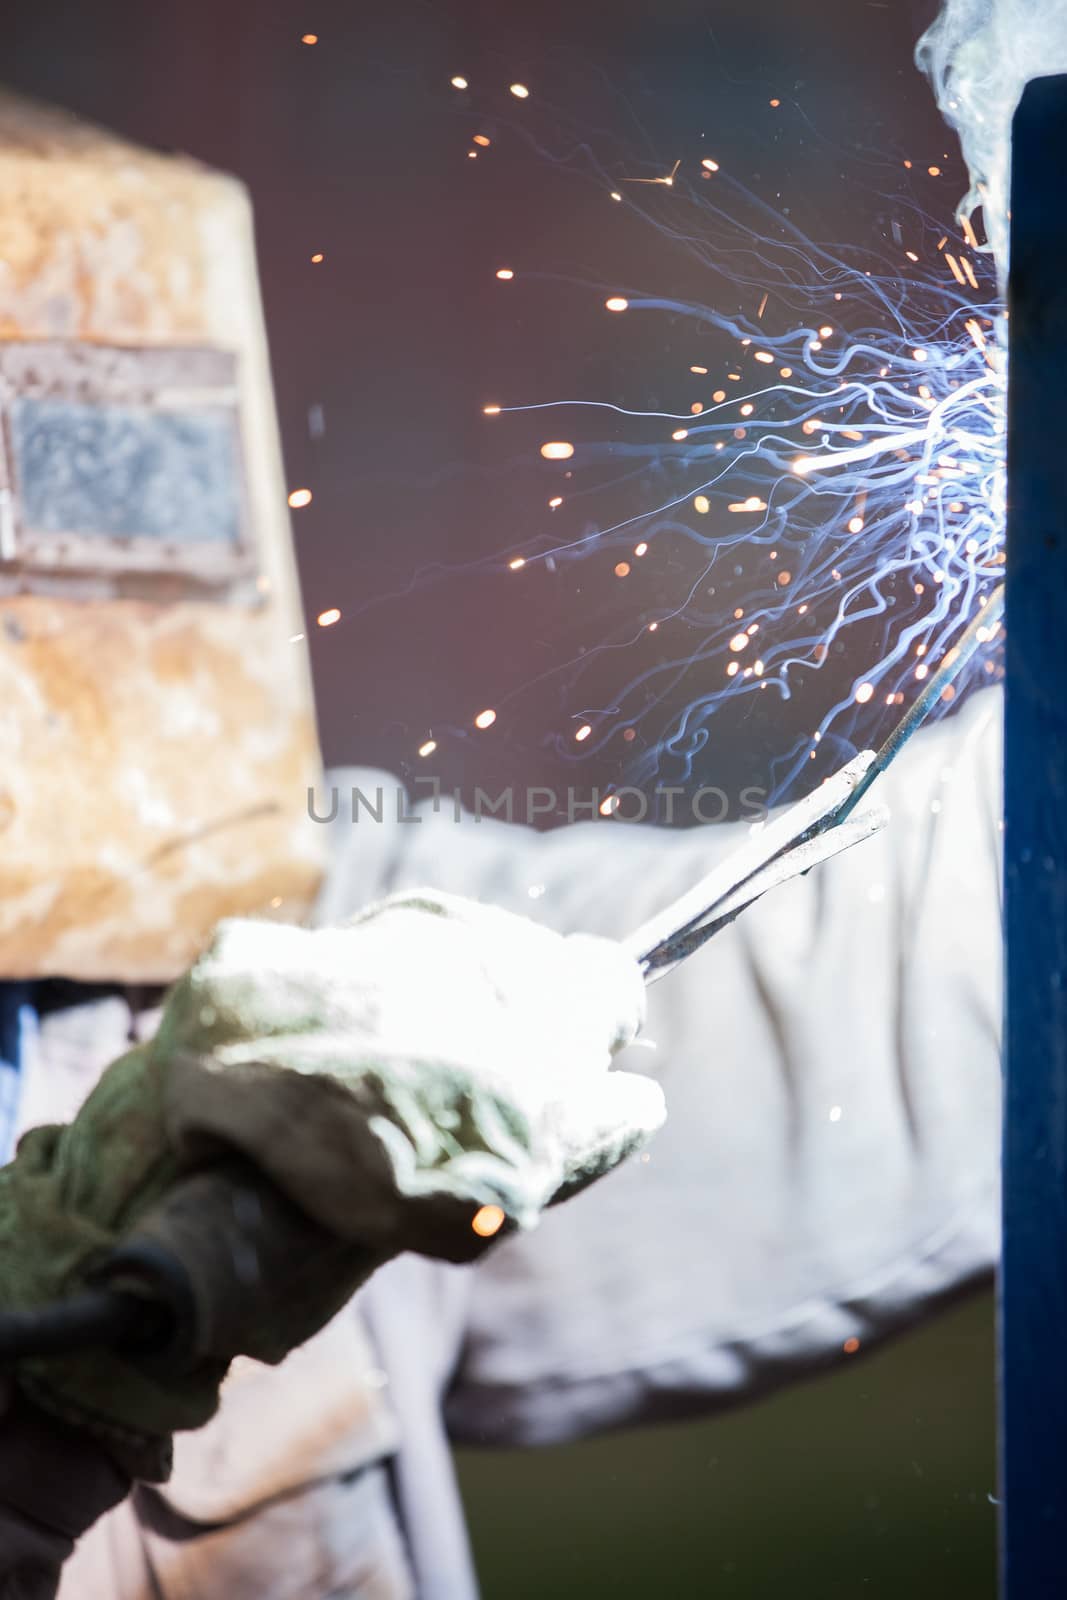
left=0, top=890, right=661, bottom=1478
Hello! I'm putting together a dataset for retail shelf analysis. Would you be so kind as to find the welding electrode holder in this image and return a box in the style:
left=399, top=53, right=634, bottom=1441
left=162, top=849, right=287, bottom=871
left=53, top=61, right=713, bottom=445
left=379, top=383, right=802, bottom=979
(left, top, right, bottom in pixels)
left=0, top=1158, right=344, bottom=1370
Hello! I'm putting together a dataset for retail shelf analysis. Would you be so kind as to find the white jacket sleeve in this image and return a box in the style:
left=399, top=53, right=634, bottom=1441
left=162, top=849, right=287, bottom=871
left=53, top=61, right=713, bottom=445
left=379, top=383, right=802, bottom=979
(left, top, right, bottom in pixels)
left=316, top=686, right=1002, bottom=1444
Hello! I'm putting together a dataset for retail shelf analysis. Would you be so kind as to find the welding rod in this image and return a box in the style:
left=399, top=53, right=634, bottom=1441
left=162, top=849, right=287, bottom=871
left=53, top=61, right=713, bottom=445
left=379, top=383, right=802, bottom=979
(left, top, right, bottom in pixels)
left=630, top=581, right=1005, bottom=980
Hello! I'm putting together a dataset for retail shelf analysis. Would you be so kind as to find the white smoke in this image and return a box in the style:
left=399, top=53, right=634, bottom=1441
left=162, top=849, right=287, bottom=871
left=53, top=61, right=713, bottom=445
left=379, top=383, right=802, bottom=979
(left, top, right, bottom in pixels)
left=916, top=0, right=1067, bottom=282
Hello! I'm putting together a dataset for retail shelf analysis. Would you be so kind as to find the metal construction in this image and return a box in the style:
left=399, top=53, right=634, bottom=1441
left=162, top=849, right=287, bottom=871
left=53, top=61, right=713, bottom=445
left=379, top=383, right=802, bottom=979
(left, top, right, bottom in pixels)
left=1001, top=71, right=1067, bottom=1599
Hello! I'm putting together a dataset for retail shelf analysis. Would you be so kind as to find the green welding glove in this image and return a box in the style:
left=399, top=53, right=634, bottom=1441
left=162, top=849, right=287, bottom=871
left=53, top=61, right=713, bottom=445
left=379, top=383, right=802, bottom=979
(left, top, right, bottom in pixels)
left=0, top=890, right=662, bottom=1477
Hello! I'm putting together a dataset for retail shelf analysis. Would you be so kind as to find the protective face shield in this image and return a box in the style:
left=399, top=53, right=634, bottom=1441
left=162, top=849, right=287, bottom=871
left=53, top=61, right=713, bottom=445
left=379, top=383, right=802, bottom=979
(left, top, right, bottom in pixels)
left=0, top=93, right=324, bottom=981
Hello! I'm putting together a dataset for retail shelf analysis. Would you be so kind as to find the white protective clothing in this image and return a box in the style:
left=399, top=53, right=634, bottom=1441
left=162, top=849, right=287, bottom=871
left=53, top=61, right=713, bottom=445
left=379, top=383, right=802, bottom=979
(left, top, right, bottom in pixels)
left=22, top=686, right=1001, bottom=1599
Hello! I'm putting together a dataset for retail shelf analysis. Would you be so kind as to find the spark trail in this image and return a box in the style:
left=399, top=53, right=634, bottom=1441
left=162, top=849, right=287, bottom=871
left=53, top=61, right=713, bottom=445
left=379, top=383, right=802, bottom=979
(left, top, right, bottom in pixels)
left=485, top=167, right=1006, bottom=801
left=400, top=5, right=1062, bottom=802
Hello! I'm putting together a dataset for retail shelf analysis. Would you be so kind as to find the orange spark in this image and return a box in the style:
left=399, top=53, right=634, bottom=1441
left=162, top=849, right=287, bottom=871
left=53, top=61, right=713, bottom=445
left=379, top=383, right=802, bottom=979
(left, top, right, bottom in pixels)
left=472, top=1205, right=505, bottom=1237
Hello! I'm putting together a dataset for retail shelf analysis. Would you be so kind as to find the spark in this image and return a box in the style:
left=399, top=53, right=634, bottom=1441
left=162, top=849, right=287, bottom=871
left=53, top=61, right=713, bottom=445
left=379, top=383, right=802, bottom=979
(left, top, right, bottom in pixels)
left=317, top=608, right=341, bottom=628
left=301, top=33, right=318, bottom=45
left=450, top=75, right=468, bottom=90
left=471, top=1205, right=505, bottom=1237
left=509, top=83, right=530, bottom=99
left=288, top=488, right=313, bottom=508
left=496, top=267, right=515, bottom=279
left=311, top=253, right=324, bottom=264
left=438, top=55, right=1008, bottom=800
left=474, top=708, right=497, bottom=729
left=625, top=159, right=682, bottom=187
left=418, top=739, right=437, bottom=757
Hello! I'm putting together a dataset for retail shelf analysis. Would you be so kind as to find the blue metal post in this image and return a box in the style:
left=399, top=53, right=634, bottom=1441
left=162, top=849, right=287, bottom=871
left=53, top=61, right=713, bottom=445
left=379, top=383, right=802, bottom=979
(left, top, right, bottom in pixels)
left=1002, top=72, right=1067, bottom=1599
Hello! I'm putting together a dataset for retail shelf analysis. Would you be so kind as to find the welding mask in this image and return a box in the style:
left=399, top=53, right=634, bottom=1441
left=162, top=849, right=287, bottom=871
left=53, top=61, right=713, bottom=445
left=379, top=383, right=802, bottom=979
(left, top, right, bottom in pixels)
left=0, top=93, right=324, bottom=982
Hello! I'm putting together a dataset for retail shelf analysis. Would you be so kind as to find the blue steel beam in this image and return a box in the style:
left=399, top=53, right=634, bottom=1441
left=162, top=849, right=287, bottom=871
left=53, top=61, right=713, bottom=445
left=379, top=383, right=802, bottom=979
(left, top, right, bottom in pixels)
left=1002, top=72, right=1067, bottom=1600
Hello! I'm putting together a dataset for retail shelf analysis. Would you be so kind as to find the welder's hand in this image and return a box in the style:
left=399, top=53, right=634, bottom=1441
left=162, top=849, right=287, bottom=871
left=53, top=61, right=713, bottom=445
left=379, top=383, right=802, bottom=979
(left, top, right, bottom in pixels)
left=158, top=889, right=662, bottom=1239
left=0, top=892, right=661, bottom=1474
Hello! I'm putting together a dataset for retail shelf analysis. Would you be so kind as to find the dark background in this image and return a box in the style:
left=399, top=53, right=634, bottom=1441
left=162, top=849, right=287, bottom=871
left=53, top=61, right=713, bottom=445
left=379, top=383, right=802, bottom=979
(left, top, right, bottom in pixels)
left=6, top=3, right=996, bottom=1595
